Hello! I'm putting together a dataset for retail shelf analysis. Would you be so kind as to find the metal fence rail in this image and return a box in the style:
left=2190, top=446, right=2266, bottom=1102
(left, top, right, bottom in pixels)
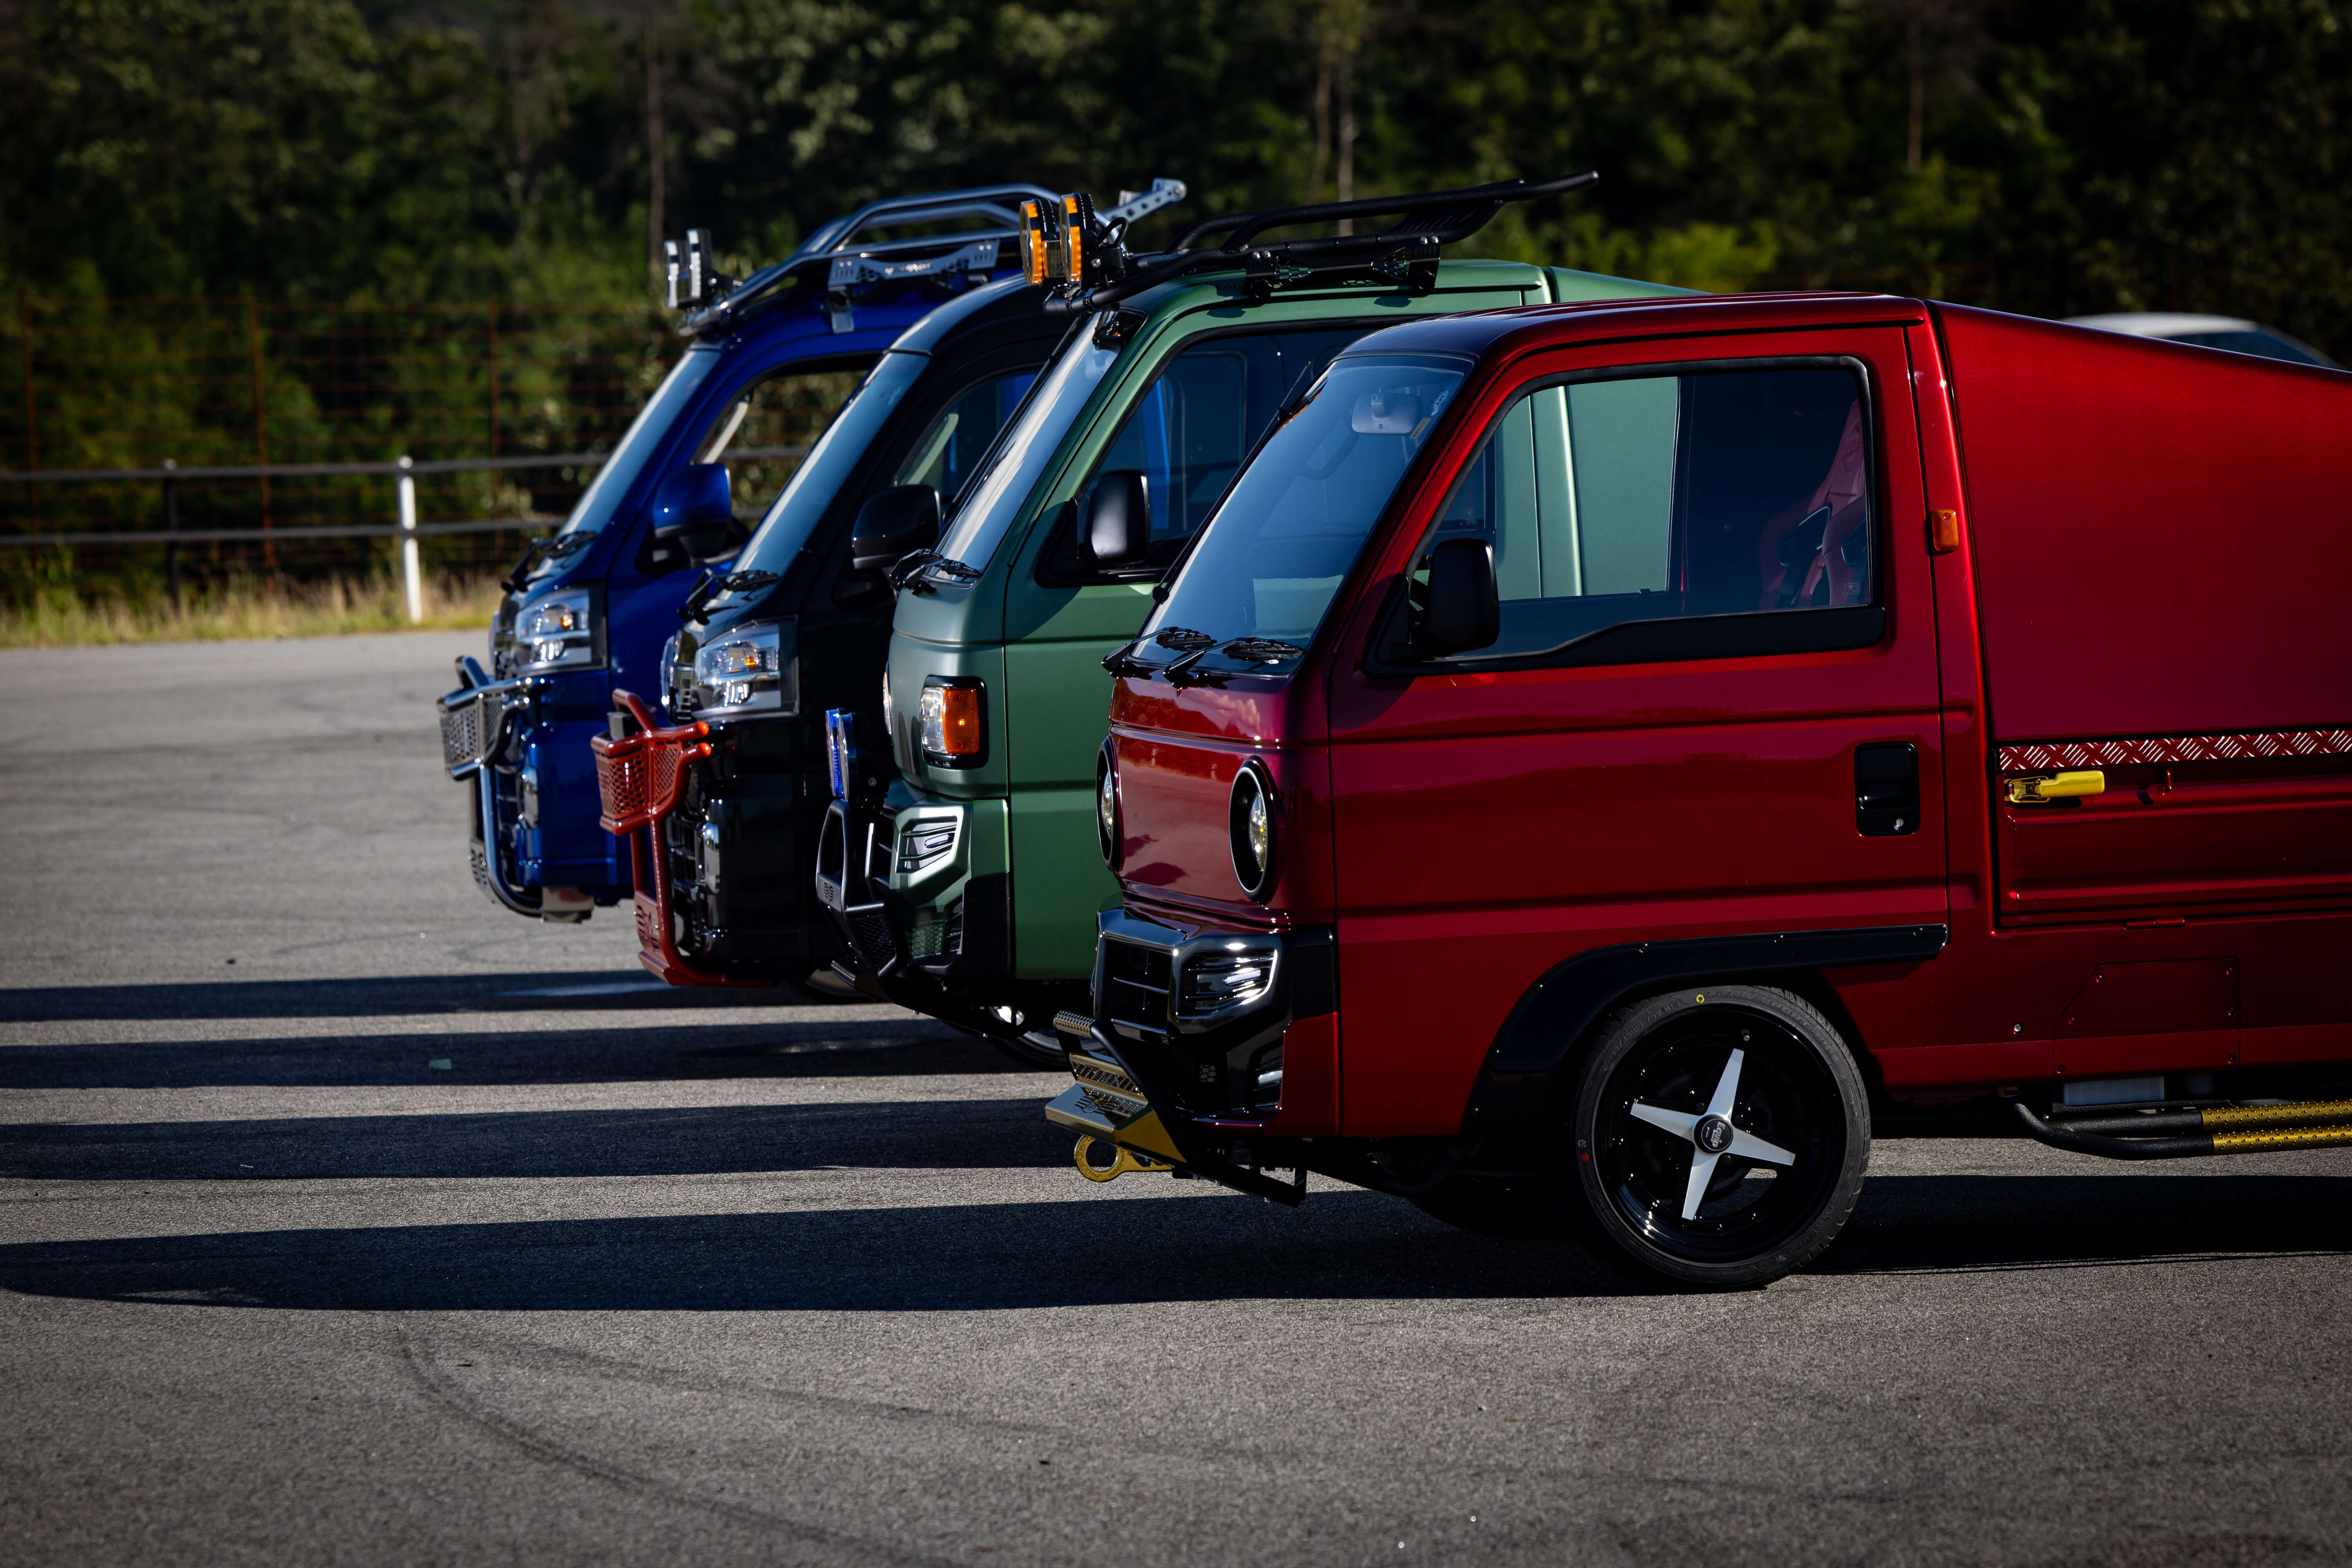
left=0, top=444, right=809, bottom=619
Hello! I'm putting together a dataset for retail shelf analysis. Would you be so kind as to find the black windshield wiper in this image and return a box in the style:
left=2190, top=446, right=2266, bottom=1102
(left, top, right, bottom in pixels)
left=1218, top=637, right=1306, bottom=666
left=1107, top=626, right=1306, bottom=683
left=887, top=551, right=984, bottom=593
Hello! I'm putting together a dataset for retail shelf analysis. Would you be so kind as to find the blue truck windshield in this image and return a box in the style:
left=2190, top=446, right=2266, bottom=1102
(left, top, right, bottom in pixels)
left=1140, top=354, right=1470, bottom=668
left=530, top=347, right=721, bottom=581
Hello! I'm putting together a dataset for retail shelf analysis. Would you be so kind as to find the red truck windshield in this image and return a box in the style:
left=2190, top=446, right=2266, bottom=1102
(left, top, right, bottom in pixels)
left=1138, top=353, right=1470, bottom=671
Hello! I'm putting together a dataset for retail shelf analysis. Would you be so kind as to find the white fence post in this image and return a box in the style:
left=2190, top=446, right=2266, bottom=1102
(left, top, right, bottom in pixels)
left=396, top=455, right=422, bottom=624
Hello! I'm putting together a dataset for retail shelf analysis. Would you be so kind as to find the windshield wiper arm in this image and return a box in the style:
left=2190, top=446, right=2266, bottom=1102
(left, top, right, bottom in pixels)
left=1218, top=637, right=1306, bottom=665
left=1114, top=626, right=1305, bottom=683
left=888, top=551, right=984, bottom=593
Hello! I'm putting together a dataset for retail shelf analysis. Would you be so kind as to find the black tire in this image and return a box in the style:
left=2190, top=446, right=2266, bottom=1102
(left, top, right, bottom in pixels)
left=1552, top=984, right=1869, bottom=1289
left=1407, top=1175, right=1565, bottom=1239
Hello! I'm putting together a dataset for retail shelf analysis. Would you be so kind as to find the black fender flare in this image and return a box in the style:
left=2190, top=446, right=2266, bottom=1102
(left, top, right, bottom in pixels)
left=1458, top=924, right=1948, bottom=1147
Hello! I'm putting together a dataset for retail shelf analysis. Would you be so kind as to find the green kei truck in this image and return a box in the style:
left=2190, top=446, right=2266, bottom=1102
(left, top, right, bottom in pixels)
left=813, top=174, right=1686, bottom=1061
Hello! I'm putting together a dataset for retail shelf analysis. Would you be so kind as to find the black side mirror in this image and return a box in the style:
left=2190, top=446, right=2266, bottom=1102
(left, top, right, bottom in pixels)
left=650, top=463, right=736, bottom=563
left=1084, top=470, right=1151, bottom=569
left=850, top=485, right=942, bottom=572
left=1420, top=537, right=1500, bottom=657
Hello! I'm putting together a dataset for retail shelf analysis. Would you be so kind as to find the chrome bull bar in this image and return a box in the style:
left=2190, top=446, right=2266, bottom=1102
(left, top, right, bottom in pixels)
left=440, top=656, right=563, bottom=920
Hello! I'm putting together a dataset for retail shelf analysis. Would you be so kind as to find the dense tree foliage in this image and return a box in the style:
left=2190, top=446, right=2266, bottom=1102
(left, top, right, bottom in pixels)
left=2, top=0, right=2346, bottom=342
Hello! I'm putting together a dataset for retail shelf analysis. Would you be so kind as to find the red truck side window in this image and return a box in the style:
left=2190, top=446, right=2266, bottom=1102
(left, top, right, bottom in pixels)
left=1415, top=364, right=1874, bottom=664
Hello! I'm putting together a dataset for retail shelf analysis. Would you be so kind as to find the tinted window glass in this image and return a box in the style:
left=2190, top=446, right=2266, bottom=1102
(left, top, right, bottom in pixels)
left=894, top=370, right=1038, bottom=500
left=1084, top=329, right=1363, bottom=557
left=1140, top=354, right=1470, bottom=668
left=1422, top=366, right=1870, bottom=660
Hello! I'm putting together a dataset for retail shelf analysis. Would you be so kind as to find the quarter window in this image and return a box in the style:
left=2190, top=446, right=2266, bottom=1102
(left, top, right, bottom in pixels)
left=1417, top=365, right=1873, bottom=662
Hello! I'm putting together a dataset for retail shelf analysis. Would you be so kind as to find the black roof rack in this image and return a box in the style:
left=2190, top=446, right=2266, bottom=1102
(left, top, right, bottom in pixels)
left=1042, top=170, right=1598, bottom=315
left=675, top=180, right=1187, bottom=338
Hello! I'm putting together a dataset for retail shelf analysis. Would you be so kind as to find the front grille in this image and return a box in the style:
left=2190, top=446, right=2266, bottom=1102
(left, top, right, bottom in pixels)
left=1103, top=939, right=1173, bottom=1033
left=906, top=897, right=964, bottom=961
left=439, top=688, right=504, bottom=771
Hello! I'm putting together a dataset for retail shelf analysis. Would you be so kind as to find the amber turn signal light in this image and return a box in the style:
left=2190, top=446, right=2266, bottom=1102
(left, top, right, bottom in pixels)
left=1930, top=508, right=1961, bottom=552
left=918, top=677, right=986, bottom=768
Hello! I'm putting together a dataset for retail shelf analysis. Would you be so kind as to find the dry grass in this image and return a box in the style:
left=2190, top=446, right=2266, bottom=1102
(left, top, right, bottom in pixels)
left=0, top=573, right=504, bottom=648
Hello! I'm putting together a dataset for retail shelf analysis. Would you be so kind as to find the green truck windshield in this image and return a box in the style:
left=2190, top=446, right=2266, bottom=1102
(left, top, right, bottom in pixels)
left=1140, top=353, right=1470, bottom=668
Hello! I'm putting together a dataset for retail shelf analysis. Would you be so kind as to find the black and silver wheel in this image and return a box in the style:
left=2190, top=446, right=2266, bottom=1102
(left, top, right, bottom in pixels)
left=1555, top=985, right=1868, bottom=1288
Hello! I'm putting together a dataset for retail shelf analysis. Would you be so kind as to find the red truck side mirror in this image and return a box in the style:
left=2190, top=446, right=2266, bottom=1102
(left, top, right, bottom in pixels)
left=1420, top=537, right=1499, bottom=657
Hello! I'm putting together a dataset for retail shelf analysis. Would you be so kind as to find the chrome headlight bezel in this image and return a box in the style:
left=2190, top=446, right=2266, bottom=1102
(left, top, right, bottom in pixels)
left=513, top=586, right=600, bottom=674
left=1227, top=760, right=1277, bottom=902
left=688, top=619, right=797, bottom=722
left=1095, top=740, right=1120, bottom=868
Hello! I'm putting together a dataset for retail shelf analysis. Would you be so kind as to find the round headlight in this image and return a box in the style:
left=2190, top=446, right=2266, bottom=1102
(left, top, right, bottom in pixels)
left=1096, top=744, right=1119, bottom=867
left=1228, top=762, right=1276, bottom=902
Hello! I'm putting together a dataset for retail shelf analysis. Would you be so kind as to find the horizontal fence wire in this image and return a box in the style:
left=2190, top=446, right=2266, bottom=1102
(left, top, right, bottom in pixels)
left=1, top=294, right=685, bottom=586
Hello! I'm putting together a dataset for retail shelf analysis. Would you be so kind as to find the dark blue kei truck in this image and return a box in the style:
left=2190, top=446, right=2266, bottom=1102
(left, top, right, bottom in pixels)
left=436, top=186, right=1065, bottom=924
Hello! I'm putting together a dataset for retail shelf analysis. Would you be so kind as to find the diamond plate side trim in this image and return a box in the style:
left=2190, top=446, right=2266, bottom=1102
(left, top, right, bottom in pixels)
left=1996, top=728, right=2352, bottom=774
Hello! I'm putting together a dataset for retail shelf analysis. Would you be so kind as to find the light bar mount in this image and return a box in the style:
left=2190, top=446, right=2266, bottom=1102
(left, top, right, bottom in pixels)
left=1040, top=170, right=1599, bottom=316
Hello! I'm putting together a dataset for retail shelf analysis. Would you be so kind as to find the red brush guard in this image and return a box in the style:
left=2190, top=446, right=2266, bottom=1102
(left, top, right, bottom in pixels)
left=589, top=692, right=764, bottom=988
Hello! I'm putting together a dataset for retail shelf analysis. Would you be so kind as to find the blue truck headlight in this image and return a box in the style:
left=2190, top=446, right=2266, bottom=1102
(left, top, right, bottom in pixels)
left=515, top=588, right=597, bottom=673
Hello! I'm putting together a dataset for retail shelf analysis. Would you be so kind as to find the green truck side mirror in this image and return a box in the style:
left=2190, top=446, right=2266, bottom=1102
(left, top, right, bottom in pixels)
left=1084, top=470, right=1152, bottom=568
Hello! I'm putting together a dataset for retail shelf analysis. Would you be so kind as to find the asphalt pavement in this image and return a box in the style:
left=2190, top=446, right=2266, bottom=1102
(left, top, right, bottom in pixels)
left=2, top=631, right=2349, bottom=1568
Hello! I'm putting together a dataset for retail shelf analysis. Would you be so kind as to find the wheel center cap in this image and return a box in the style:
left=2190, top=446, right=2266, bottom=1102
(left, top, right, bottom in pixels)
left=1693, top=1113, right=1735, bottom=1154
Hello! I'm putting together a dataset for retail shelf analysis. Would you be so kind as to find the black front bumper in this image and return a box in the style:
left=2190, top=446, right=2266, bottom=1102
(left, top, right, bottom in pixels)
left=1041, top=908, right=1339, bottom=1205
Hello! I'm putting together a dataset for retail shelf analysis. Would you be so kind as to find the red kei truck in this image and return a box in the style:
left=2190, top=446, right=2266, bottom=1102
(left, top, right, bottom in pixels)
left=1045, top=290, right=2352, bottom=1288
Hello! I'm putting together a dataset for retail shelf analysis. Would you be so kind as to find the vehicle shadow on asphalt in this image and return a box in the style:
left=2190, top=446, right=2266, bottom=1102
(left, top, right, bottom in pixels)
left=0, top=1098, right=1074, bottom=1181
left=0, top=1188, right=1644, bottom=1309
left=0, top=1025, right=1038, bottom=1089
left=0, top=972, right=843, bottom=1023
left=1824, top=1170, right=2352, bottom=1274
left=3, top=1169, right=2345, bottom=1311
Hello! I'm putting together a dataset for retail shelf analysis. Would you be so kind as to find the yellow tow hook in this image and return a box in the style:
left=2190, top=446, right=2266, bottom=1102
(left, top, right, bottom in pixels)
left=1073, top=1135, right=1170, bottom=1182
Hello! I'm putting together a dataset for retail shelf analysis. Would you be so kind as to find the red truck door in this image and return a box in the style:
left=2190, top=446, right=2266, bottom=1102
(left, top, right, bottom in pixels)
left=1323, top=316, right=1949, bottom=1136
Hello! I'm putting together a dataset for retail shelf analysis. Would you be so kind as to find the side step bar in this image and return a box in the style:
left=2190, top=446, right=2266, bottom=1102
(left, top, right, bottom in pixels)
left=2012, top=1097, right=2352, bottom=1160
